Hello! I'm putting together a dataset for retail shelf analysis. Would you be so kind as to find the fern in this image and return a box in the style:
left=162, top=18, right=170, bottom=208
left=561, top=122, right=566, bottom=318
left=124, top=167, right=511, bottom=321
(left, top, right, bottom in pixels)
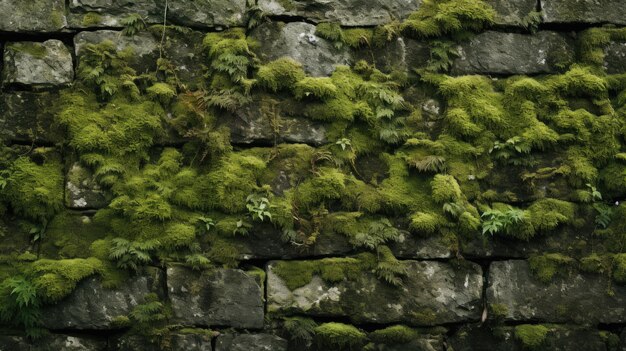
left=427, top=40, right=459, bottom=72
left=121, top=14, right=146, bottom=36
left=284, top=317, right=318, bottom=344
left=351, top=219, right=402, bottom=250
left=0, top=276, right=44, bottom=338
left=109, top=238, right=159, bottom=271
left=375, top=246, right=408, bottom=286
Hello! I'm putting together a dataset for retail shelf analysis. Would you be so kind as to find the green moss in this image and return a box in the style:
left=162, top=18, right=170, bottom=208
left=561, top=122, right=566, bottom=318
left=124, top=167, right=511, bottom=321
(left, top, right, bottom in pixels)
left=529, top=253, right=575, bottom=283
left=30, top=257, right=103, bottom=302
left=256, top=58, right=306, bottom=92
left=2, top=155, right=64, bottom=222
left=409, top=212, right=443, bottom=235
left=612, top=254, right=626, bottom=284
left=293, top=167, right=346, bottom=210
left=314, top=322, right=367, bottom=350
left=146, top=83, right=177, bottom=105
left=514, top=324, right=549, bottom=349
left=272, top=255, right=374, bottom=290
left=369, top=325, right=418, bottom=345
left=8, top=42, right=47, bottom=59
left=431, top=174, right=462, bottom=203
left=294, top=77, right=338, bottom=100
left=527, top=199, right=576, bottom=233
left=82, top=12, right=102, bottom=26
left=489, top=303, right=509, bottom=319
left=401, top=0, right=495, bottom=38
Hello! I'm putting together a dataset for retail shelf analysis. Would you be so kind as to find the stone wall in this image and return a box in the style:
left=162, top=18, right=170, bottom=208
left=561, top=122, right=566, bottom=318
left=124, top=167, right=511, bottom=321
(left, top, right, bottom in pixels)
left=0, top=0, right=626, bottom=350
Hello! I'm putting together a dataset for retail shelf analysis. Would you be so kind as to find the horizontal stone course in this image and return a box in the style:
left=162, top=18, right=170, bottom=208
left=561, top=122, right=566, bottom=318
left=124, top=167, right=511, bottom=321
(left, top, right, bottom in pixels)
left=2, top=40, right=74, bottom=87
left=541, top=0, right=626, bottom=25
left=452, top=31, right=574, bottom=75
left=487, top=260, right=626, bottom=323
left=267, top=259, right=483, bottom=325
left=167, top=266, right=265, bottom=329
left=0, top=0, right=66, bottom=32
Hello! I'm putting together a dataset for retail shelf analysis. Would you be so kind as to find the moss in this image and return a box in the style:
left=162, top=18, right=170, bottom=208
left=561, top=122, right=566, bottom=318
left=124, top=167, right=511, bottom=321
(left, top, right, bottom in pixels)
left=529, top=253, right=575, bottom=283
left=514, top=324, right=549, bottom=349
left=401, top=0, right=495, bottom=38
left=146, top=83, right=177, bottom=105
left=160, top=223, right=196, bottom=250
left=612, top=254, right=626, bottom=284
left=82, top=12, right=102, bottom=26
left=293, top=167, right=346, bottom=210
left=527, top=199, right=576, bottom=233
left=2, top=155, right=64, bottom=222
left=272, top=255, right=374, bottom=290
left=314, top=322, right=367, bottom=350
left=30, top=257, right=103, bottom=302
left=489, top=303, right=509, bottom=319
left=294, top=77, right=338, bottom=100
left=256, top=58, right=306, bottom=92
left=431, top=174, right=462, bottom=204
left=409, top=212, right=443, bottom=235
left=369, top=325, right=418, bottom=345
left=8, top=42, right=47, bottom=59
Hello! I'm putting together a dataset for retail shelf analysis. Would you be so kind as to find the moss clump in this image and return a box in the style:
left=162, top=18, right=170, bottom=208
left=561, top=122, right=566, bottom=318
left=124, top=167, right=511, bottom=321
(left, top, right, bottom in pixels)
left=529, top=253, right=575, bottom=283
left=2, top=155, right=64, bottom=222
left=612, top=254, right=626, bottom=284
left=30, top=257, right=103, bottom=303
left=431, top=174, right=462, bottom=203
left=293, top=167, right=346, bottom=210
left=82, top=12, right=102, bottom=26
left=369, top=325, right=419, bottom=345
left=272, top=256, right=368, bottom=290
left=409, top=212, right=443, bottom=235
left=314, top=322, right=367, bottom=350
left=8, top=42, right=47, bottom=59
left=489, top=303, right=509, bottom=319
left=294, top=77, right=338, bottom=100
left=256, top=58, right=306, bottom=92
left=315, top=23, right=374, bottom=49
left=527, top=199, right=576, bottom=233
left=146, top=82, right=177, bottom=104
left=514, top=324, right=549, bottom=349
left=401, top=0, right=495, bottom=38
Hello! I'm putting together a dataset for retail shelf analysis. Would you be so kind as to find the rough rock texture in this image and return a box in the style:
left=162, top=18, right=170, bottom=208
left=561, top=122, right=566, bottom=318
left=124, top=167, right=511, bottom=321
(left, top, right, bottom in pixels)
left=251, top=22, right=352, bottom=77
left=215, top=334, right=288, bottom=351
left=41, top=269, right=165, bottom=330
left=226, top=98, right=327, bottom=146
left=267, top=260, right=483, bottom=325
left=487, top=260, right=626, bottom=323
left=68, top=0, right=246, bottom=28
left=258, top=0, right=421, bottom=26
left=0, top=92, right=61, bottom=142
left=0, top=335, right=107, bottom=351
left=541, top=0, right=626, bottom=25
left=449, top=324, right=609, bottom=351
left=2, top=40, right=74, bottom=87
left=486, top=0, right=537, bottom=26
left=65, top=162, right=109, bottom=209
left=453, top=31, right=574, bottom=75
left=605, top=42, right=626, bottom=74
left=167, top=266, right=264, bottom=329
left=113, top=333, right=213, bottom=351
left=74, top=30, right=160, bottom=74
left=390, top=233, right=454, bottom=259
left=0, top=0, right=66, bottom=32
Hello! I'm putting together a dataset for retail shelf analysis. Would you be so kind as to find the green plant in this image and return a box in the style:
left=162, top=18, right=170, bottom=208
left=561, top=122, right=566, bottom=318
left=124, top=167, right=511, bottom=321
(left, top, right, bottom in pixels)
left=350, top=219, right=402, bottom=250
left=426, top=40, right=459, bottom=72
left=314, top=322, right=367, bottom=350
left=246, top=194, right=273, bottom=221
left=0, top=276, right=43, bottom=338
left=121, top=14, right=146, bottom=36
left=196, top=216, right=215, bottom=234
left=481, top=206, right=525, bottom=236
left=109, top=238, right=159, bottom=271
left=514, top=324, right=549, bottom=349
left=336, top=138, right=352, bottom=151
left=283, top=316, right=318, bottom=345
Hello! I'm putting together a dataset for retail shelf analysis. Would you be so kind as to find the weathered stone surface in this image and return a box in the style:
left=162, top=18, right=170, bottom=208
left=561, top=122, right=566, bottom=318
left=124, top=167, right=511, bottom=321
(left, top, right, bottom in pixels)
left=220, top=223, right=353, bottom=260
left=486, top=0, right=537, bottom=26
left=157, top=28, right=205, bottom=88
left=453, top=31, right=574, bottom=75
left=113, top=333, right=213, bottom=351
left=41, top=268, right=165, bottom=330
left=369, top=331, right=445, bottom=351
left=267, top=260, right=483, bottom=325
left=487, top=260, right=626, bottom=323
left=226, top=98, right=327, bottom=146
left=0, top=92, right=62, bottom=142
left=354, top=37, right=428, bottom=74
left=250, top=22, right=352, bottom=77
left=2, top=40, right=74, bottom=87
left=449, top=324, right=608, bottom=351
left=542, top=0, right=626, bottom=25
left=621, top=329, right=626, bottom=351
left=215, top=334, right=288, bottom=351
left=258, top=0, right=421, bottom=26
left=65, top=162, right=109, bottom=209
left=605, top=42, right=626, bottom=74
left=167, top=266, right=264, bottom=329
left=0, top=335, right=107, bottom=351
left=0, top=0, right=66, bottom=32
left=68, top=0, right=246, bottom=28
left=74, top=30, right=160, bottom=74
left=390, top=232, right=454, bottom=259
